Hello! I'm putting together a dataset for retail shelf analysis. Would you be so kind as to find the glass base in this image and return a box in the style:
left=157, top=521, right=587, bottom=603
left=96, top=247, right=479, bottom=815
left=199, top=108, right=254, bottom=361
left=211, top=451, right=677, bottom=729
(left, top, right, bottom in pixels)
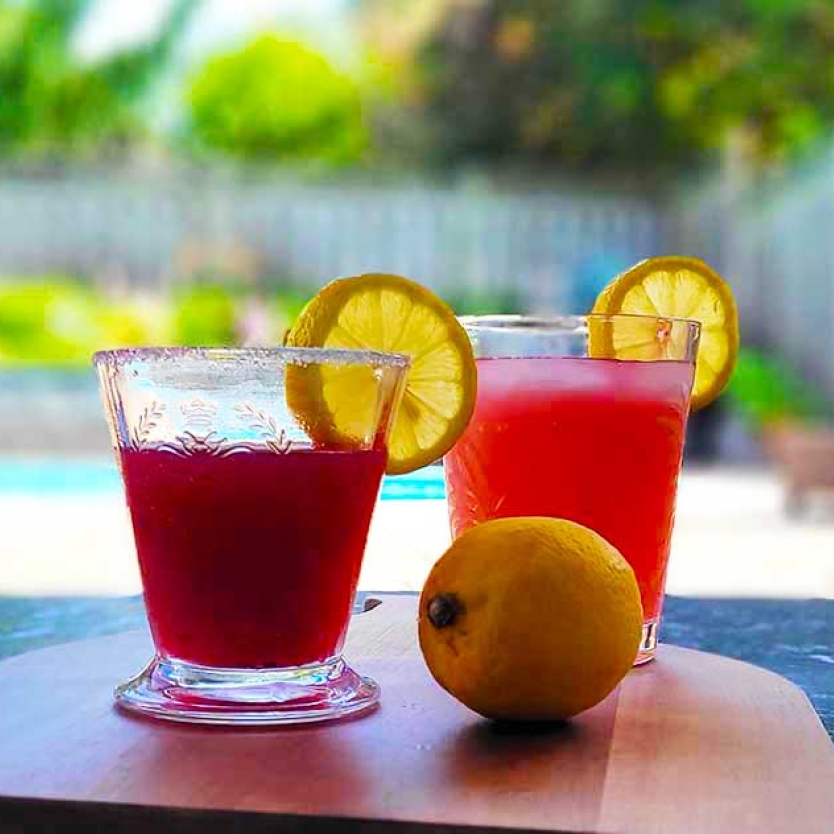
left=114, top=654, right=380, bottom=726
left=634, top=620, right=659, bottom=665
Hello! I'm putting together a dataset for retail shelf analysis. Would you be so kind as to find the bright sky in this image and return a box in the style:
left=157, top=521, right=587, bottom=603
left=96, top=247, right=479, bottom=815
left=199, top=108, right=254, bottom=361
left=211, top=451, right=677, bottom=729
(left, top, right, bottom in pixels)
left=75, top=0, right=347, bottom=63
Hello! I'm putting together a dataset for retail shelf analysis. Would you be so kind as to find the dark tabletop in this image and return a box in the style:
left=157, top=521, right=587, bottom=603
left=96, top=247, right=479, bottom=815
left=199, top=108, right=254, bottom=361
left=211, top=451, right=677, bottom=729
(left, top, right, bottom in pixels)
left=1, top=593, right=832, bottom=739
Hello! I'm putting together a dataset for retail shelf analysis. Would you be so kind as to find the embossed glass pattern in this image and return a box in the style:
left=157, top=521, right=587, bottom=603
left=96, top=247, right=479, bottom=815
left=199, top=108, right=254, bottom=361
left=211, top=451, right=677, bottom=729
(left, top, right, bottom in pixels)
left=444, top=315, right=700, bottom=665
left=95, top=347, right=409, bottom=725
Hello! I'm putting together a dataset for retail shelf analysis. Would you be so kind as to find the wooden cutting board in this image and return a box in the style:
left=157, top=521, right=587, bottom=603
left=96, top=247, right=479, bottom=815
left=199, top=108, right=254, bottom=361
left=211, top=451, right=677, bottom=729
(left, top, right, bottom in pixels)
left=1, top=595, right=833, bottom=834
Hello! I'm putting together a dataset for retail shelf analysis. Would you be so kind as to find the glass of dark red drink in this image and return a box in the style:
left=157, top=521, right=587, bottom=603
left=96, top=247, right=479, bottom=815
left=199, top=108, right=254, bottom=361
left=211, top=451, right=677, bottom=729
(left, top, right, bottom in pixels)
left=95, top=347, right=409, bottom=726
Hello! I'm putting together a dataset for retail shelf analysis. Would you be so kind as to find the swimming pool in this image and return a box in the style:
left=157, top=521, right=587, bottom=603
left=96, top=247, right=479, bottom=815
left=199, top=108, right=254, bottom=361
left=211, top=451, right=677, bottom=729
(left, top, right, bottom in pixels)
left=0, top=459, right=447, bottom=501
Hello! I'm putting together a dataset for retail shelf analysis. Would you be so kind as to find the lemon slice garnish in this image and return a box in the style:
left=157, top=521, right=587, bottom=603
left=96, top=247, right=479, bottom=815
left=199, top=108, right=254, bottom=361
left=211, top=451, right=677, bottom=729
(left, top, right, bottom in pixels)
left=285, top=273, right=477, bottom=475
left=591, top=256, right=739, bottom=410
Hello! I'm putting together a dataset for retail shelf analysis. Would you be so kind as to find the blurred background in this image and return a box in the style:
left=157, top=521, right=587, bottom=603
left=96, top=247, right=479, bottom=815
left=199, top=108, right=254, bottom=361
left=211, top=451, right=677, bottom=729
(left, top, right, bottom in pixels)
left=3, top=0, right=834, bottom=649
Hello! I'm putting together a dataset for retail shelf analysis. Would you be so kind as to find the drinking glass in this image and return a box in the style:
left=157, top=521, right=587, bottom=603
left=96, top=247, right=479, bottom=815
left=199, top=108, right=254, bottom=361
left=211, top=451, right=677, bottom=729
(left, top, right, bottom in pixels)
left=95, top=347, right=409, bottom=725
left=444, top=315, right=700, bottom=663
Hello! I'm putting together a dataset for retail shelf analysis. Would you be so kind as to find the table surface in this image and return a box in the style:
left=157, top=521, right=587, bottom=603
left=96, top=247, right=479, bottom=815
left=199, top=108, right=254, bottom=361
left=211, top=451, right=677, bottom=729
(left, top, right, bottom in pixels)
left=2, top=595, right=834, bottom=834
left=2, top=591, right=833, bottom=739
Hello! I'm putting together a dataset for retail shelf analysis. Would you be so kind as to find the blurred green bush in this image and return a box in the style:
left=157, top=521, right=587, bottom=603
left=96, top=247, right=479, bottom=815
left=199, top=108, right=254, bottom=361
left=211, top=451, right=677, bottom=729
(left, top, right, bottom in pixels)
left=444, top=287, right=524, bottom=316
left=0, top=278, right=312, bottom=368
left=0, top=280, right=104, bottom=366
left=726, top=348, right=831, bottom=430
left=0, top=0, right=195, bottom=163
left=186, top=35, right=367, bottom=165
left=0, top=277, right=525, bottom=367
left=173, top=284, right=237, bottom=345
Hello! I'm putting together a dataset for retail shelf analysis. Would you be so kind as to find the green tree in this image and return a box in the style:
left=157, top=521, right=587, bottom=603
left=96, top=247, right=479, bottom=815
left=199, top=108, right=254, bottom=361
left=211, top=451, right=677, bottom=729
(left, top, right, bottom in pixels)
left=0, top=0, right=193, bottom=161
left=656, top=1, right=834, bottom=164
left=186, top=34, right=367, bottom=164
left=359, top=0, right=834, bottom=173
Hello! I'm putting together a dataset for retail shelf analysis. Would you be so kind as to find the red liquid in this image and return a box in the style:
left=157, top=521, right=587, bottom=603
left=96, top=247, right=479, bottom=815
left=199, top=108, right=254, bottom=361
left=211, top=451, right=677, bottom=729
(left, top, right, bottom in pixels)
left=444, top=357, right=693, bottom=621
left=120, top=447, right=385, bottom=668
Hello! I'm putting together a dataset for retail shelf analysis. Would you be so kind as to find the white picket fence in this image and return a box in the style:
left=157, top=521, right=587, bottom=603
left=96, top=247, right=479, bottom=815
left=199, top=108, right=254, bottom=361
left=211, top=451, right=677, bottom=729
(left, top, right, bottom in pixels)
left=2, top=163, right=833, bottom=396
left=671, top=151, right=834, bottom=396
left=0, top=174, right=661, bottom=313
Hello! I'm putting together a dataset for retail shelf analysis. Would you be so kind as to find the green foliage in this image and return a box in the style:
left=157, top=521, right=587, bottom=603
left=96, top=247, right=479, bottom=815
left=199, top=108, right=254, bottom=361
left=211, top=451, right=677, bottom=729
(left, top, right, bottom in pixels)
left=0, top=278, right=527, bottom=366
left=271, top=289, right=311, bottom=335
left=186, top=35, right=367, bottom=164
left=387, top=0, right=834, bottom=172
left=0, top=278, right=312, bottom=367
left=0, top=0, right=194, bottom=160
left=726, top=348, right=831, bottom=430
left=416, top=2, right=680, bottom=172
left=0, top=279, right=179, bottom=365
left=0, top=279, right=105, bottom=365
left=443, top=287, right=524, bottom=316
left=100, top=295, right=174, bottom=348
left=655, top=1, right=834, bottom=163
left=172, top=284, right=238, bottom=346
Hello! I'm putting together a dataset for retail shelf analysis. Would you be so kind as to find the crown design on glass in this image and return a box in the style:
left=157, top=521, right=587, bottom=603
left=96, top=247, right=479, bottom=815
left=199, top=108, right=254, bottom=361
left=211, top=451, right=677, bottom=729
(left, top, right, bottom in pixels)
left=180, top=398, right=219, bottom=429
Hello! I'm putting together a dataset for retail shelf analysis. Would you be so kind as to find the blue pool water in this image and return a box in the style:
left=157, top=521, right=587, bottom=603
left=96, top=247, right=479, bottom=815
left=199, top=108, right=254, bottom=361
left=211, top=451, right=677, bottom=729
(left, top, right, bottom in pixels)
left=0, top=459, right=447, bottom=501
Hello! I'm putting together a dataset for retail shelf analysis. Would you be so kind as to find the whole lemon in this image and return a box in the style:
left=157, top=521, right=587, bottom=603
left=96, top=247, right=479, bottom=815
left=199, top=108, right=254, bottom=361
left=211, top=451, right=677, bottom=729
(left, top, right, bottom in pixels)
left=418, top=517, right=642, bottom=721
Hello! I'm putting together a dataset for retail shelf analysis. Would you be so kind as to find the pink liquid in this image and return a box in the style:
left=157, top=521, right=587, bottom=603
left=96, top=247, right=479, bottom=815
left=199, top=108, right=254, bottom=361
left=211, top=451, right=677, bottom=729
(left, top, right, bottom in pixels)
left=120, top=447, right=385, bottom=668
left=444, top=356, right=693, bottom=621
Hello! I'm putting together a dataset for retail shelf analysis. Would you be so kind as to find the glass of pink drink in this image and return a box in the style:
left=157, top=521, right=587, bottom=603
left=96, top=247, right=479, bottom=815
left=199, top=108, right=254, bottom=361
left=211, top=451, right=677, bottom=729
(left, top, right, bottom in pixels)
left=95, top=347, right=408, bottom=725
left=444, top=315, right=700, bottom=663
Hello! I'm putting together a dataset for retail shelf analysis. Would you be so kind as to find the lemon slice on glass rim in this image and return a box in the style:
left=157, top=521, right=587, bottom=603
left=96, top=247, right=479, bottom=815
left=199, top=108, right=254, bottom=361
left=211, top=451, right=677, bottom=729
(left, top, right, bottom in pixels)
left=285, top=273, right=477, bottom=475
left=590, top=256, right=739, bottom=411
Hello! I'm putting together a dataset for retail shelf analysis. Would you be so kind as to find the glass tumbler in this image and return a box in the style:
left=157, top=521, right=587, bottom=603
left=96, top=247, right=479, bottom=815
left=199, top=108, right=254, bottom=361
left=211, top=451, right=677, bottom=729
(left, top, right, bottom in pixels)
left=95, top=346, right=409, bottom=725
left=444, top=315, right=700, bottom=663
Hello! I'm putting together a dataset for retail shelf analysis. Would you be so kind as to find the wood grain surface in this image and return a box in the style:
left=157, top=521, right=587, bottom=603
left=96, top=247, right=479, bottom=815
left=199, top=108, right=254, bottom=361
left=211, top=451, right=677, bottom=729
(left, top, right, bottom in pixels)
left=1, top=596, right=833, bottom=833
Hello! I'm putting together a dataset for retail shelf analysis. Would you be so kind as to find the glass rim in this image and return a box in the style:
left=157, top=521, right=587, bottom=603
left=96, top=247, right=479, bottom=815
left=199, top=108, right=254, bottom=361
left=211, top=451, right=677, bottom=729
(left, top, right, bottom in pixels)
left=458, top=313, right=701, bottom=333
left=92, top=346, right=411, bottom=370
